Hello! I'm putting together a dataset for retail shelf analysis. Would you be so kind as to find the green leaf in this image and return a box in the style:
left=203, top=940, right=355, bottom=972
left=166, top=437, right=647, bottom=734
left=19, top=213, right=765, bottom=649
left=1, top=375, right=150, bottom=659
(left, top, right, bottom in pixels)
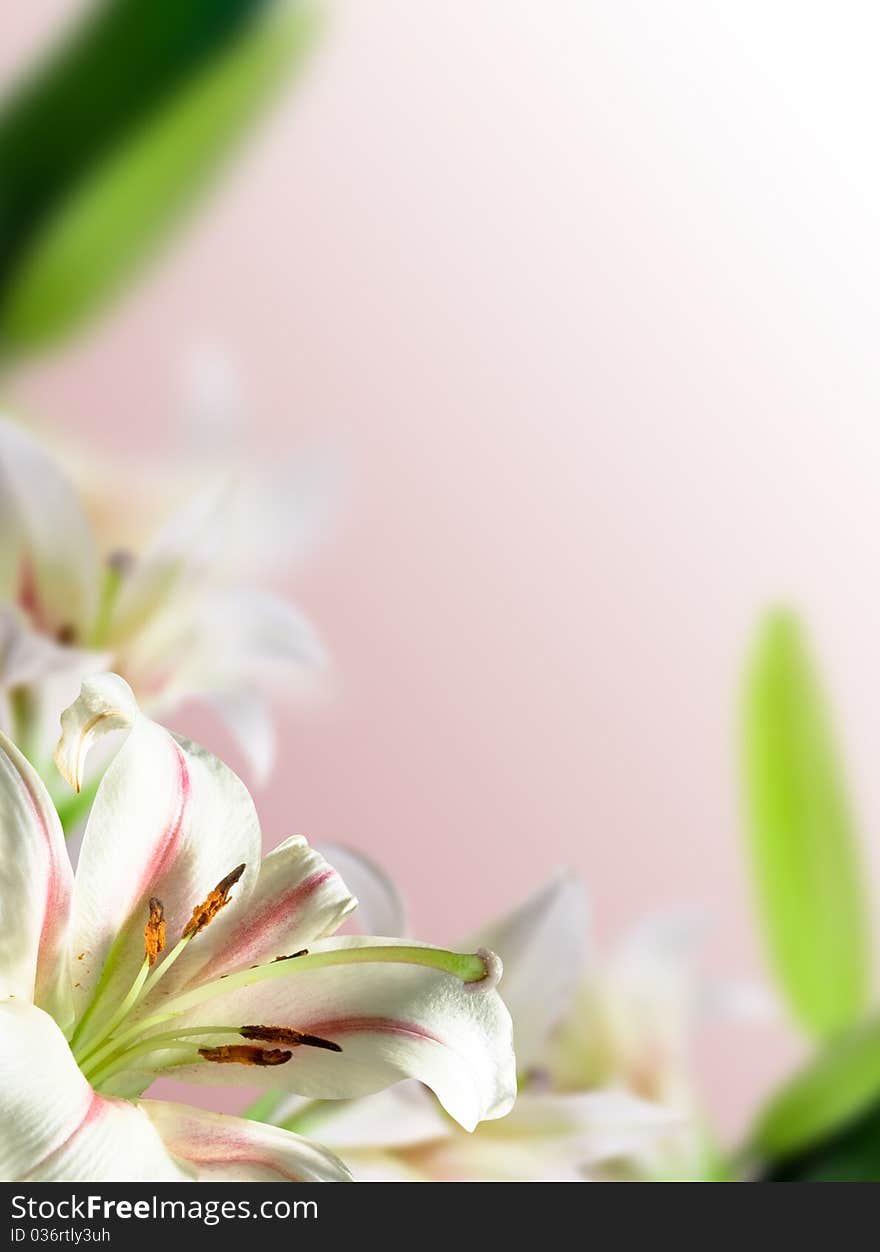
left=0, top=0, right=274, bottom=299
left=0, top=1, right=319, bottom=354
left=740, top=610, right=871, bottom=1038
left=752, top=1014, right=880, bottom=1168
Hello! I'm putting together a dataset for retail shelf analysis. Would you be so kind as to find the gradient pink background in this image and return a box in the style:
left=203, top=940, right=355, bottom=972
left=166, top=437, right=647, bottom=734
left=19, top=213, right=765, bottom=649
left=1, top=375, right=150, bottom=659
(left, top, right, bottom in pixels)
left=7, top=1, right=880, bottom=1138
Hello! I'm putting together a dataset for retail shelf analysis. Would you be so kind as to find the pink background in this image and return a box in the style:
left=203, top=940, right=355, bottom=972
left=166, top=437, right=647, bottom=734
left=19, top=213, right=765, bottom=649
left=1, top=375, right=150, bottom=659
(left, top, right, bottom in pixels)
left=7, top=1, right=880, bottom=1137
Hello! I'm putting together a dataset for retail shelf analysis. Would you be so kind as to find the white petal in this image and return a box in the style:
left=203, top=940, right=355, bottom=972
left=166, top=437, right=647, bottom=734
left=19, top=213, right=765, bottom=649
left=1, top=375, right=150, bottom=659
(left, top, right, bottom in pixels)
left=200, top=688, right=276, bottom=783
left=615, top=908, right=708, bottom=983
left=275, top=1082, right=451, bottom=1151
left=697, top=978, right=777, bottom=1022
left=465, top=873, right=588, bottom=1072
left=194, top=586, right=328, bottom=677
left=54, top=671, right=140, bottom=795
left=342, top=1152, right=432, bottom=1182
left=411, top=1090, right=679, bottom=1182
left=0, top=418, right=99, bottom=637
left=58, top=676, right=261, bottom=1020
left=111, top=480, right=324, bottom=664
left=0, top=603, right=107, bottom=774
left=0, top=734, right=72, bottom=1022
left=116, top=588, right=326, bottom=752
left=0, top=1001, right=190, bottom=1182
left=131, top=589, right=327, bottom=709
left=172, top=836, right=356, bottom=988
left=316, top=843, right=407, bottom=937
left=0, top=605, right=74, bottom=688
left=141, top=1101, right=351, bottom=1181
left=487, top=1089, right=680, bottom=1161
left=167, top=936, right=516, bottom=1132
left=109, top=479, right=230, bottom=645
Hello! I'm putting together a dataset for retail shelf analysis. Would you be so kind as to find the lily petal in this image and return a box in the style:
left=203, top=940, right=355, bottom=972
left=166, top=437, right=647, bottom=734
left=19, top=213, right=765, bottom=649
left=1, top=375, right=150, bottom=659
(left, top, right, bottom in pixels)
left=123, top=587, right=327, bottom=714
left=54, top=671, right=141, bottom=794
left=0, top=604, right=106, bottom=770
left=316, top=844, right=407, bottom=937
left=0, top=734, right=72, bottom=1022
left=0, top=605, right=75, bottom=689
left=408, top=1090, right=678, bottom=1182
left=166, top=936, right=516, bottom=1132
left=200, top=688, right=276, bottom=784
left=0, top=418, right=100, bottom=638
left=191, top=586, right=328, bottom=681
left=140, top=1102, right=351, bottom=1181
left=465, top=873, right=588, bottom=1072
left=57, top=675, right=261, bottom=1017
left=0, top=1002, right=190, bottom=1182
left=109, top=479, right=231, bottom=646
left=614, top=908, right=708, bottom=985
left=275, top=1082, right=452, bottom=1152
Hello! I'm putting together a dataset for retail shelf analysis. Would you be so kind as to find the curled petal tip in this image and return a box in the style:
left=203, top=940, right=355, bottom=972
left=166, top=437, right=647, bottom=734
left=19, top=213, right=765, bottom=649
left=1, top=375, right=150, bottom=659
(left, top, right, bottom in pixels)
left=54, top=672, right=139, bottom=792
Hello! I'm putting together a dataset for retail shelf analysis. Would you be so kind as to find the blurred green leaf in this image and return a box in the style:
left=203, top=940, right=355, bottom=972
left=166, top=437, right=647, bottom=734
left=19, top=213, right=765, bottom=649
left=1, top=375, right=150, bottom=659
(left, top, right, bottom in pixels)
left=741, top=611, right=871, bottom=1038
left=0, top=0, right=317, bottom=355
left=752, top=1015, right=880, bottom=1163
left=0, top=0, right=273, bottom=295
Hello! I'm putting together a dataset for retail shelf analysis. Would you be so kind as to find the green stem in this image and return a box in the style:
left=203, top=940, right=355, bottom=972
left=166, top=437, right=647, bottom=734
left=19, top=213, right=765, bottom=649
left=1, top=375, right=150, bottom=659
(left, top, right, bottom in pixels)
left=67, top=929, right=129, bottom=1047
left=139, top=932, right=193, bottom=1000
left=88, top=561, right=125, bottom=649
left=74, top=958, right=149, bottom=1064
left=8, top=686, right=37, bottom=764
left=86, top=1026, right=241, bottom=1087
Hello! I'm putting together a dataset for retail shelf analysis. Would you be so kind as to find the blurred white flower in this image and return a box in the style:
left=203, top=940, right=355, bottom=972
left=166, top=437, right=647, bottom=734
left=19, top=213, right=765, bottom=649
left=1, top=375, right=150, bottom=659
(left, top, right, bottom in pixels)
left=0, top=675, right=515, bottom=1182
left=0, top=409, right=330, bottom=788
left=267, top=853, right=705, bottom=1181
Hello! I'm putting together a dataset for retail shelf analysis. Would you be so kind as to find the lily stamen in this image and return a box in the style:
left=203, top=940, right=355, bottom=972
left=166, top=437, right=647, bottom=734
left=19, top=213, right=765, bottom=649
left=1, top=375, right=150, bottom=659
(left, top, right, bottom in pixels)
left=76, top=868, right=248, bottom=1066
left=183, top=864, right=246, bottom=938
left=199, top=1045, right=293, bottom=1067
left=83, top=1020, right=338, bottom=1087
left=240, top=1025, right=342, bottom=1053
left=271, top=949, right=309, bottom=963
left=144, top=897, right=166, bottom=966
left=76, top=943, right=500, bottom=1080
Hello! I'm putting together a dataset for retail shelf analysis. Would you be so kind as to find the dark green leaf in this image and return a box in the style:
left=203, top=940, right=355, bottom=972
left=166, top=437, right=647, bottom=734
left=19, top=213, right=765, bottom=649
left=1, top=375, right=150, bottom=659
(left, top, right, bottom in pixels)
left=0, top=0, right=274, bottom=297
left=0, top=5, right=317, bottom=351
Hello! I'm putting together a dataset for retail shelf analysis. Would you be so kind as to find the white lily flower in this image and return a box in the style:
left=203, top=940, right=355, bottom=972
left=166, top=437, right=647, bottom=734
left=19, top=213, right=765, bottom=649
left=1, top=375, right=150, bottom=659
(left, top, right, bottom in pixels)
left=0, top=417, right=327, bottom=786
left=268, top=854, right=681, bottom=1181
left=0, top=675, right=515, bottom=1182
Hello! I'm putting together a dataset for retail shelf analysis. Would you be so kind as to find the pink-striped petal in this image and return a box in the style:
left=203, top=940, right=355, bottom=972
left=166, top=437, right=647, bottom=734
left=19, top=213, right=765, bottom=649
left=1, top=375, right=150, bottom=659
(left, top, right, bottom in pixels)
left=0, top=1001, right=190, bottom=1182
left=166, top=936, right=516, bottom=1132
left=57, top=676, right=261, bottom=1022
left=0, top=418, right=100, bottom=639
left=0, top=734, right=73, bottom=1024
left=175, top=836, right=356, bottom=988
left=141, top=1102, right=351, bottom=1182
